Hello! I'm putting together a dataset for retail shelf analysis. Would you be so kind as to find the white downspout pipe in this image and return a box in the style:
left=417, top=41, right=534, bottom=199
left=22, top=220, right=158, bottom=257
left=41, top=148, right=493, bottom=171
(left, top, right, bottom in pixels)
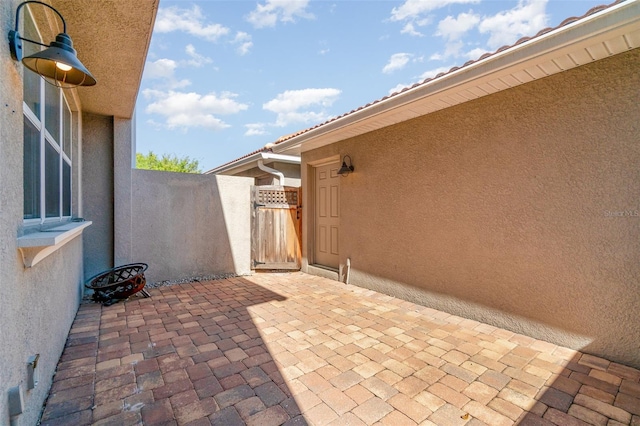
left=345, top=257, right=351, bottom=285
left=257, top=159, right=285, bottom=185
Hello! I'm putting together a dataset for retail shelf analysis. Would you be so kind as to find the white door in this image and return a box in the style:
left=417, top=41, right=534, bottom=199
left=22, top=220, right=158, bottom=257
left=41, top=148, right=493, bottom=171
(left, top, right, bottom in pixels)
left=315, top=163, right=340, bottom=269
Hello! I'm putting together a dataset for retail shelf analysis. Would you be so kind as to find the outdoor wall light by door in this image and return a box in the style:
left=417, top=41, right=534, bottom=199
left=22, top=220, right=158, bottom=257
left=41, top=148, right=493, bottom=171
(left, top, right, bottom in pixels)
left=338, top=155, right=354, bottom=176
left=8, top=0, right=96, bottom=88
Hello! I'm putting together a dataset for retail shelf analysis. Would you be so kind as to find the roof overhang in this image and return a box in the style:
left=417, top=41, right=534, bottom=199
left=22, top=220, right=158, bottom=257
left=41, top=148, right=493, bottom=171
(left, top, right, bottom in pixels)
left=272, top=0, right=640, bottom=156
left=45, top=0, right=159, bottom=118
left=205, top=152, right=301, bottom=175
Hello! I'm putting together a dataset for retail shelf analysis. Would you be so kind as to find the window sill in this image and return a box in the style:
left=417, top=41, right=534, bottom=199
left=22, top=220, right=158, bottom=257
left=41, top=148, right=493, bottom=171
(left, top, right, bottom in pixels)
left=17, top=221, right=92, bottom=268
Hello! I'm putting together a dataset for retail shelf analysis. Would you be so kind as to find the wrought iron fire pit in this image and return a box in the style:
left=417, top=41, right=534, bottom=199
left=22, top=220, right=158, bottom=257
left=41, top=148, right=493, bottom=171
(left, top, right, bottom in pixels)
left=85, top=263, right=150, bottom=305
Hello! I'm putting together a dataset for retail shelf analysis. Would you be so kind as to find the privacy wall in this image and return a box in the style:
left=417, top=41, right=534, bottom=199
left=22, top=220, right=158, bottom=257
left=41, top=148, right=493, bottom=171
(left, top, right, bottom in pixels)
left=129, top=171, right=253, bottom=283
left=302, top=49, right=640, bottom=368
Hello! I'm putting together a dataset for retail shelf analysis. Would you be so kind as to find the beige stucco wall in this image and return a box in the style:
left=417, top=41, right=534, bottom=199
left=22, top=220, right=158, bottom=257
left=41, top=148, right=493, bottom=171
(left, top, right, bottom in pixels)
left=302, top=48, right=640, bottom=368
left=130, top=171, right=253, bottom=282
left=84, top=111, right=255, bottom=286
left=0, top=1, right=86, bottom=424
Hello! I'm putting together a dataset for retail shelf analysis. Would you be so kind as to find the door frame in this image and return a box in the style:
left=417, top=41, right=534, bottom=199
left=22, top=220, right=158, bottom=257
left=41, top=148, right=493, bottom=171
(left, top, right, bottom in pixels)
left=307, top=155, right=341, bottom=269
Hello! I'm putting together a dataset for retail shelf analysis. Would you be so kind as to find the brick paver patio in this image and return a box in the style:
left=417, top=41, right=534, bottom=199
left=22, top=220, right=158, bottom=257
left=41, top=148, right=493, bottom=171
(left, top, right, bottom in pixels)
left=40, top=272, right=640, bottom=425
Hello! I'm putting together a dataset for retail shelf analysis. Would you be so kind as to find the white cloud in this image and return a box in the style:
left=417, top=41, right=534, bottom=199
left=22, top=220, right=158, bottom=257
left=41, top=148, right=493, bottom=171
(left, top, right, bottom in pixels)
left=436, top=12, right=480, bottom=41
left=383, top=53, right=412, bottom=74
left=318, top=41, right=330, bottom=55
left=143, top=48, right=214, bottom=89
left=388, top=83, right=411, bottom=95
left=145, top=119, right=164, bottom=130
left=273, top=111, right=329, bottom=127
left=430, top=40, right=464, bottom=60
left=391, top=0, right=480, bottom=21
left=143, top=89, right=248, bottom=131
left=263, top=88, right=340, bottom=113
left=387, top=65, right=453, bottom=95
left=245, top=123, right=268, bottom=136
left=479, top=0, right=549, bottom=49
left=143, top=47, right=214, bottom=91
left=155, top=6, right=252, bottom=57
left=155, top=6, right=230, bottom=42
left=401, top=22, right=424, bottom=37
left=185, top=44, right=213, bottom=67
left=430, top=1, right=543, bottom=62
left=391, top=0, right=479, bottom=36
left=247, top=0, right=314, bottom=29
left=144, top=58, right=178, bottom=80
left=263, top=88, right=341, bottom=127
left=234, top=32, right=253, bottom=56
left=420, top=66, right=453, bottom=80
left=143, top=58, right=191, bottom=89
left=431, top=43, right=488, bottom=61
left=465, top=47, right=489, bottom=60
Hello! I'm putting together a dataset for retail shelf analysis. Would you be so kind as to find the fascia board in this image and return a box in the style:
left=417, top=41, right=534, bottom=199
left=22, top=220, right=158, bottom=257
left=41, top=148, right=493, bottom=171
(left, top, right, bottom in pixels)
left=205, top=152, right=301, bottom=175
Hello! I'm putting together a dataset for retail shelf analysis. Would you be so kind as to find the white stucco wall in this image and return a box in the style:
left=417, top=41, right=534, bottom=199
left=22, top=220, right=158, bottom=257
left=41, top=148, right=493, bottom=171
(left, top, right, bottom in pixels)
left=129, top=171, right=253, bottom=282
left=0, top=2, right=86, bottom=424
left=302, top=49, right=640, bottom=368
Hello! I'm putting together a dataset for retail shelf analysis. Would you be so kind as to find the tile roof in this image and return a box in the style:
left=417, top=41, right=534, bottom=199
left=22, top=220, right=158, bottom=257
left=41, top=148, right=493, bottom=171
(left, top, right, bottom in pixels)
left=205, top=146, right=272, bottom=173
left=211, top=0, right=625, bottom=172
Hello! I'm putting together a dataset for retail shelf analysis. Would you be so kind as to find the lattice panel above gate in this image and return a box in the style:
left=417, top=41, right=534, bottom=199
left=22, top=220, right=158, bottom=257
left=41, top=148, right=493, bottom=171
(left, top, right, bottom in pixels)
left=253, top=186, right=300, bottom=209
left=257, top=189, right=298, bottom=207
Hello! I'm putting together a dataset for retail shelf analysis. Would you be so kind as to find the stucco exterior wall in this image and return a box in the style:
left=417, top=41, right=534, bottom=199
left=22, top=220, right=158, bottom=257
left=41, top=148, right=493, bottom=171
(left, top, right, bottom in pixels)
left=302, top=49, right=640, bottom=368
left=82, top=114, right=114, bottom=280
left=0, top=2, right=86, bottom=424
left=130, top=171, right=253, bottom=282
left=0, top=241, right=84, bottom=426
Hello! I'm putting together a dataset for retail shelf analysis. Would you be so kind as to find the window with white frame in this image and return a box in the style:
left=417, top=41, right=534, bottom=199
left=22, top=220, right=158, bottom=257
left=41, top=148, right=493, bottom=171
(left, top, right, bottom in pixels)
left=22, top=8, right=73, bottom=223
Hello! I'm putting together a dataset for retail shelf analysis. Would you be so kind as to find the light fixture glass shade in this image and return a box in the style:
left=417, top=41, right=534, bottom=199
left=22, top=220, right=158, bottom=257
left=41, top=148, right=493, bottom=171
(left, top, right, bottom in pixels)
left=338, top=161, right=354, bottom=176
left=22, top=33, right=96, bottom=87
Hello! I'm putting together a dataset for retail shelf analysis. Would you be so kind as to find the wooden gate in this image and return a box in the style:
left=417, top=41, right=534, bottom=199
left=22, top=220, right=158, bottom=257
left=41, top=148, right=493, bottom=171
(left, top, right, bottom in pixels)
left=251, top=186, right=302, bottom=270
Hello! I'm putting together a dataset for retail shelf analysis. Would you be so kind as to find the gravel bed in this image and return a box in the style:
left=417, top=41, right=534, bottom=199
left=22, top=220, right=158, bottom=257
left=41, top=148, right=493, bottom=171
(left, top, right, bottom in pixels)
left=145, top=273, right=240, bottom=288
left=82, top=272, right=245, bottom=304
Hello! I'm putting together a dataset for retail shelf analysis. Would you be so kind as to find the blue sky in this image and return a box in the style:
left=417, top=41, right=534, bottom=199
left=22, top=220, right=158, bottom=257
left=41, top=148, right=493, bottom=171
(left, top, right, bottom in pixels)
left=136, top=0, right=605, bottom=172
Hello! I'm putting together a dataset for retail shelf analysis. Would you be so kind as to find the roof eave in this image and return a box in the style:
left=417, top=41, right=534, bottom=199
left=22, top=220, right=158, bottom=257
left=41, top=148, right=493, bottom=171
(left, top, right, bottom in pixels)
left=205, top=152, right=300, bottom=175
left=272, top=0, right=639, bottom=156
left=51, top=0, right=159, bottom=118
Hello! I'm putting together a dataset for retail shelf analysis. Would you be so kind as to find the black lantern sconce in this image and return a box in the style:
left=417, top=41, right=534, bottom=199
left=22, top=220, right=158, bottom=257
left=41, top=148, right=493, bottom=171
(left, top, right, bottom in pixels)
left=338, top=155, right=354, bottom=176
left=8, top=1, right=96, bottom=88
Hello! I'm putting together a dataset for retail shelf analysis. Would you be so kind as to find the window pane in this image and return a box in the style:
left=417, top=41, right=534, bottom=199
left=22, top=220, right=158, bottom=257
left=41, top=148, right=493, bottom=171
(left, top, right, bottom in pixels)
left=23, top=10, right=40, bottom=119
left=63, top=101, right=71, bottom=156
left=24, top=117, right=41, bottom=219
left=24, top=69, right=41, bottom=120
left=45, top=141, right=60, bottom=218
left=63, top=160, right=71, bottom=216
left=45, top=83, right=60, bottom=141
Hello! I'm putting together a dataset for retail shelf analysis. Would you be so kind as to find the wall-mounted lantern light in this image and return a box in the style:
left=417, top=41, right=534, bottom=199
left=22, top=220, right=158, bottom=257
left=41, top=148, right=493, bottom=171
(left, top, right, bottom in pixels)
left=8, top=0, right=96, bottom=88
left=338, top=155, right=354, bottom=176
